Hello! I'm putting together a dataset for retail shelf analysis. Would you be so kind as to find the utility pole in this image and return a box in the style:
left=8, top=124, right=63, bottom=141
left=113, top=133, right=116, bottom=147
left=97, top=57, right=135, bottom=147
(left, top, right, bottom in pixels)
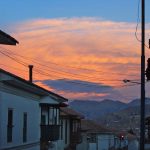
left=140, top=0, right=145, bottom=149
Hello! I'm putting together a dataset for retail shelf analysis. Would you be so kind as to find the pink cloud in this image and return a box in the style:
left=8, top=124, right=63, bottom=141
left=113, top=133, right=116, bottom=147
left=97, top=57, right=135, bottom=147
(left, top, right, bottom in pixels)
left=1, top=17, right=148, bottom=101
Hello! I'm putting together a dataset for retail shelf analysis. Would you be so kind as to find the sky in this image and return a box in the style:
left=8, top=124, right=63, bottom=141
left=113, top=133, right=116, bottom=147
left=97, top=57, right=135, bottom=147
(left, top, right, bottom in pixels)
left=1, top=0, right=150, bottom=102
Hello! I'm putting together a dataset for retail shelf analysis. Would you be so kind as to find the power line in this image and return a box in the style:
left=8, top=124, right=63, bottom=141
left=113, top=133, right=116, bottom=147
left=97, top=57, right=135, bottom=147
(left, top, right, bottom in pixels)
left=0, top=47, right=142, bottom=90
left=0, top=50, right=28, bottom=67
left=0, top=48, right=129, bottom=84
left=135, top=0, right=149, bottom=49
left=0, top=46, right=139, bottom=77
left=0, top=49, right=122, bottom=86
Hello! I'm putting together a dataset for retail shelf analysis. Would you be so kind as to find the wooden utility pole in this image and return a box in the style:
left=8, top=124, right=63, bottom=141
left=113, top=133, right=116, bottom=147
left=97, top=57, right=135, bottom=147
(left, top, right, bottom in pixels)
left=140, top=0, right=145, bottom=149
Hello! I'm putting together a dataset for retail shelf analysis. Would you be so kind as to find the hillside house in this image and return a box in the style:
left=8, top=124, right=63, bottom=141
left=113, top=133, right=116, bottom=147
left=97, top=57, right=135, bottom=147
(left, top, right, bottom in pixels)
left=112, top=130, right=138, bottom=150
left=0, top=69, right=67, bottom=150
left=127, top=133, right=138, bottom=150
left=114, top=132, right=128, bottom=150
left=60, top=107, right=84, bottom=150
left=145, top=116, right=150, bottom=143
left=145, top=116, right=150, bottom=149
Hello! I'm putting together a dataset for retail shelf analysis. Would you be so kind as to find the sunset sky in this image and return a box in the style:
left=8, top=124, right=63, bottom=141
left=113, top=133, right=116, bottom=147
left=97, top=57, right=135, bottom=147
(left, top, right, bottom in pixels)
left=1, top=0, right=150, bottom=102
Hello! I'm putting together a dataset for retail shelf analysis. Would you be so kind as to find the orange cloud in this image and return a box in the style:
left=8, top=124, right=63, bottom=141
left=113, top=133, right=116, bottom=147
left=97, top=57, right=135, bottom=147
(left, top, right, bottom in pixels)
left=1, top=17, right=147, bottom=101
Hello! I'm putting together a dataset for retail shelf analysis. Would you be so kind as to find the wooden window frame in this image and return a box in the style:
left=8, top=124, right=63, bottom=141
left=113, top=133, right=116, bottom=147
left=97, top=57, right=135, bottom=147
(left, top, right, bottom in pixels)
left=23, top=112, right=27, bottom=143
left=7, top=108, right=13, bottom=143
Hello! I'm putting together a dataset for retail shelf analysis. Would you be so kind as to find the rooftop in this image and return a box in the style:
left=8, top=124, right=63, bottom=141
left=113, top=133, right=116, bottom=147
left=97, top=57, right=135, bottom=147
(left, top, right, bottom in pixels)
left=0, top=30, right=19, bottom=45
left=60, top=107, right=84, bottom=119
left=0, top=68, right=68, bottom=102
left=81, top=119, right=112, bottom=134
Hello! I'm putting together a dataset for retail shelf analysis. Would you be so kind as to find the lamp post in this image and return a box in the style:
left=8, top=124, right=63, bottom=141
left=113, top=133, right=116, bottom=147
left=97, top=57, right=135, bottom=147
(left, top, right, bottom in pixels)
left=123, top=1, right=145, bottom=148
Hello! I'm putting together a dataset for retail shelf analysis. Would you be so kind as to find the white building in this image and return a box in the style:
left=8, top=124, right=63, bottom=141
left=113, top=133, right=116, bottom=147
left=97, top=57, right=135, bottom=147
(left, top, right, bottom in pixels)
left=0, top=69, right=67, bottom=150
left=127, top=134, right=138, bottom=150
left=114, top=133, right=128, bottom=149
left=60, top=107, right=84, bottom=150
left=77, top=120, right=116, bottom=150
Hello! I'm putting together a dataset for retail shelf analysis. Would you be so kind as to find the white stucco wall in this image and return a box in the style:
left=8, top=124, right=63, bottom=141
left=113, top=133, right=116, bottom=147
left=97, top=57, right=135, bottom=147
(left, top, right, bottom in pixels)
left=61, top=119, right=70, bottom=149
left=98, top=135, right=109, bottom=150
left=77, top=133, right=116, bottom=150
left=57, top=140, right=65, bottom=150
left=89, top=143, right=97, bottom=150
left=128, top=140, right=139, bottom=150
left=41, top=96, right=59, bottom=104
left=115, top=137, right=128, bottom=149
left=97, top=134, right=115, bottom=150
left=109, top=135, right=115, bottom=148
left=0, top=72, right=66, bottom=150
left=76, top=133, right=89, bottom=150
left=0, top=90, right=40, bottom=149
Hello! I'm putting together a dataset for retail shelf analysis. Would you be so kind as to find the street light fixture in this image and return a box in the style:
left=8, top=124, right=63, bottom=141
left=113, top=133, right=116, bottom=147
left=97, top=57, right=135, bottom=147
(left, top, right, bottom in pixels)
left=123, top=79, right=141, bottom=84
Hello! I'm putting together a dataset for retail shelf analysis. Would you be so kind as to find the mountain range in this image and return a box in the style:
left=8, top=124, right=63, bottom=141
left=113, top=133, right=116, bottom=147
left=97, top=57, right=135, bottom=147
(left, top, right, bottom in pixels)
left=69, top=98, right=150, bottom=132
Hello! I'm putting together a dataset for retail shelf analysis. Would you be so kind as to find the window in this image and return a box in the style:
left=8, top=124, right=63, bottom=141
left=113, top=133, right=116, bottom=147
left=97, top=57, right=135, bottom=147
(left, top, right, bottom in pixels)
left=60, top=120, right=63, bottom=140
left=88, top=133, right=96, bottom=143
left=41, top=115, right=46, bottom=125
left=65, top=120, right=68, bottom=144
left=73, top=120, right=78, bottom=132
left=49, top=107, right=58, bottom=125
left=23, top=113, right=27, bottom=142
left=40, top=105, right=60, bottom=125
left=7, top=109, right=13, bottom=143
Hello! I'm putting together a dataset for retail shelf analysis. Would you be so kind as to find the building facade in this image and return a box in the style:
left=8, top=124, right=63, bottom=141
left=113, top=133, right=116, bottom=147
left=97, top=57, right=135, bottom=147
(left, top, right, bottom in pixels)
left=77, top=120, right=116, bottom=150
left=60, top=107, right=84, bottom=150
left=0, top=69, right=67, bottom=150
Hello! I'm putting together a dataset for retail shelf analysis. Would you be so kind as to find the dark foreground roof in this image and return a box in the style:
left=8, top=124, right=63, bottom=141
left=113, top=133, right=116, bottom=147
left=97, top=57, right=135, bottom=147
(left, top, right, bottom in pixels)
left=0, top=30, right=19, bottom=45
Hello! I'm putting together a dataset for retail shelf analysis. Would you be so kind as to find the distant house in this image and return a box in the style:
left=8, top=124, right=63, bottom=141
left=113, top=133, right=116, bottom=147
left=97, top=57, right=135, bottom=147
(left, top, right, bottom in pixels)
left=145, top=116, right=150, bottom=143
left=113, top=130, right=138, bottom=150
left=145, top=116, right=150, bottom=149
left=114, top=131, right=128, bottom=150
left=127, top=133, right=138, bottom=150
left=0, top=30, right=19, bottom=45
left=77, top=119, right=116, bottom=150
left=0, top=69, right=67, bottom=150
left=60, top=107, right=84, bottom=150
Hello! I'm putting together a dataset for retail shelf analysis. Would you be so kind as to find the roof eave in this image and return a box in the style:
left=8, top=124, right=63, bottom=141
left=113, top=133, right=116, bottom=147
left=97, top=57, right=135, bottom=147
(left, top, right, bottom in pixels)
left=0, top=30, right=19, bottom=45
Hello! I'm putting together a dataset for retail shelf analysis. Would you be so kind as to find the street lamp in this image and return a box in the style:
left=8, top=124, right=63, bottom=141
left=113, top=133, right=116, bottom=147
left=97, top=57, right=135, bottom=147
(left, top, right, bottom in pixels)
left=123, top=79, right=141, bottom=84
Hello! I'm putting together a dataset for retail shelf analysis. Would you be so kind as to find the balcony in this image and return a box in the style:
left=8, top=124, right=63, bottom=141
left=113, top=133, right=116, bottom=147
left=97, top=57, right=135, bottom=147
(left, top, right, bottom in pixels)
left=40, top=125, right=60, bottom=141
left=70, top=131, right=82, bottom=144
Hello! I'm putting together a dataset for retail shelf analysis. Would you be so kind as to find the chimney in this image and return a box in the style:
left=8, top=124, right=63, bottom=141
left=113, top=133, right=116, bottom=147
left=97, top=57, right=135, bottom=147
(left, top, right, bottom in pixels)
left=28, top=65, right=33, bottom=83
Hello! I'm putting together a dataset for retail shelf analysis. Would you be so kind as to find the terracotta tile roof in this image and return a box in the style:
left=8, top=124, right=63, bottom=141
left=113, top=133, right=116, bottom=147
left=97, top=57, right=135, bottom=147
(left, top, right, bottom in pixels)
left=60, top=107, right=84, bottom=119
left=81, top=119, right=113, bottom=134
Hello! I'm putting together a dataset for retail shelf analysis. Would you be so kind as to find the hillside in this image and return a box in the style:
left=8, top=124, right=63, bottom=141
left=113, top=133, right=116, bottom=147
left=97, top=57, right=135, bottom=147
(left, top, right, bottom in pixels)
left=69, top=98, right=150, bottom=133
left=69, top=99, right=127, bottom=119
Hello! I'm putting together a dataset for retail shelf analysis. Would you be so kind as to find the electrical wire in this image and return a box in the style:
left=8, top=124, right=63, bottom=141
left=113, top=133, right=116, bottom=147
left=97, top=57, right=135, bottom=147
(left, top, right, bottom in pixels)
left=0, top=51, right=27, bottom=67
left=0, top=47, right=142, bottom=90
left=135, top=0, right=149, bottom=49
left=0, top=46, right=139, bottom=77
left=0, top=49, right=122, bottom=87
left=0, top=48, right=130, bottom=85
